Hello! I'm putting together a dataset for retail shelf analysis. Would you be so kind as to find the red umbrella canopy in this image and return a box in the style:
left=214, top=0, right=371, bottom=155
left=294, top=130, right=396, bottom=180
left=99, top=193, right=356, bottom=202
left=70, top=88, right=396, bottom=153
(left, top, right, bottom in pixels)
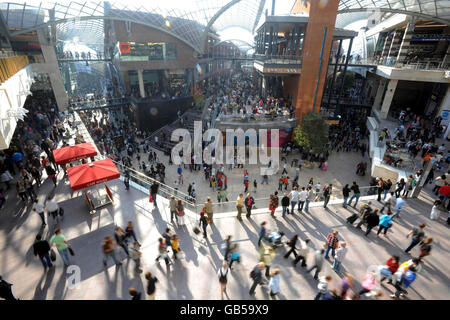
left=67, top=158, right=120, bottom=190
left=53, top=142, right=98, bottom=165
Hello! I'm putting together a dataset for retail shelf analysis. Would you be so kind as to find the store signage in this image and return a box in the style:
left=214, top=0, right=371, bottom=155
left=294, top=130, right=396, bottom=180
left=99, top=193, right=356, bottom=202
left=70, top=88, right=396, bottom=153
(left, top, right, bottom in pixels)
left=265, top=67, right=300, bottom=74
left=411, top=34, right=450, bottom=41
left=119, top=42, right=130, bottom=53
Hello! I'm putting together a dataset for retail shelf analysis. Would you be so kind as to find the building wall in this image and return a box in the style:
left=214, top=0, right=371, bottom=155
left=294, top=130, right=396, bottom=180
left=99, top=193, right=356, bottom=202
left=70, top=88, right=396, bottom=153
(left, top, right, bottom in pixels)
left=113, top=21, right=198, bottom=71
left=282, top=74, right=301, bottom=104
left=291, top=0, right=340, bottom=118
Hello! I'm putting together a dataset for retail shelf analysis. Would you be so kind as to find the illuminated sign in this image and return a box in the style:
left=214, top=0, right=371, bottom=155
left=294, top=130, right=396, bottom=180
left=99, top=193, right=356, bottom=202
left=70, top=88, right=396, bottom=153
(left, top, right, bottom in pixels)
left=119, top=42, right=130, bottom=54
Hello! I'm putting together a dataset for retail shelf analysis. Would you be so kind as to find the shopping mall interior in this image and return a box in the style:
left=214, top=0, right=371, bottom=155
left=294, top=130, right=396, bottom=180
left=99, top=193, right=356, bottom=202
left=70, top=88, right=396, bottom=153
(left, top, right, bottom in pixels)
left=0, top=0, right=449, bottom=302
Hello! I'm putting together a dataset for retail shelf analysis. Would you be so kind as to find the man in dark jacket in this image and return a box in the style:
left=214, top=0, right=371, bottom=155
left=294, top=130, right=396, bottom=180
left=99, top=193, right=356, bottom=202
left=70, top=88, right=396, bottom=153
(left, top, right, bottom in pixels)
left=364, top=209, right=380, bottom=236
left=150, top=182, right=159, bottom=208
left=0, top=275, right=17, bottom=300
left=245, top=193, right=255, bottom=218
left=281, top=193, right=290, bottom=217
left=33, top=234, right=53, bottom=268
left=249, top=262, right=266, bottom=295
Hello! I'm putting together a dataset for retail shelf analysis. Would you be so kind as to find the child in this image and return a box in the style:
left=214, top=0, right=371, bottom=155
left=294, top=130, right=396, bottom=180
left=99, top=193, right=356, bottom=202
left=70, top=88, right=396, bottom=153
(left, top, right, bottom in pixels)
left=332, top=242, right=347, bottom=273
left=129, top=241, right=143, bottom=273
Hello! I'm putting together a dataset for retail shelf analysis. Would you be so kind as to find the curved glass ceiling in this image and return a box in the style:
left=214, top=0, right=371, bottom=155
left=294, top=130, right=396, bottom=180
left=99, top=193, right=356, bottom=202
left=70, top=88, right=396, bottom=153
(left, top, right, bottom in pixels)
left=338, top=0, right=450, bottom=25
left=0, top=0, right=267, bottom=52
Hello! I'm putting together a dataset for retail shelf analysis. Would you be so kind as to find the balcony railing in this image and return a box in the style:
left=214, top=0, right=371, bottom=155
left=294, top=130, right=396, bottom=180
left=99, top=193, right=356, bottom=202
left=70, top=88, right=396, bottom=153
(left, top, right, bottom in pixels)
left=254, top=54, right=302, bottom=65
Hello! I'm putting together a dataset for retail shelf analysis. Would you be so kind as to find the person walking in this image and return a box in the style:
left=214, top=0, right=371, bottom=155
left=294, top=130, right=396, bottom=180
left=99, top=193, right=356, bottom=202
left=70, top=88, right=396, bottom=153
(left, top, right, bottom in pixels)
left=150, top=181, right=159, bottom=208
left=102, top=236, right=122, bottom=267
left=155, top=237, right=172, bottom=266
left=16, top=181, right=28, bottom=202
left=171, top=234, right=182, bottom=260
left=236, top=193, right=244, bottom=221
left=176, top=200, right=185, bottom=226
left=199, top=211, right=209, bottom=238
left=419, top=237, right=433, bottom=258
left=114, top=226, right=130, bottom=257
left=332, top=242, right=347, bottom=273
left=364, top=209, right=380, bottom=236
left=268, top=269, right=281, bottom=297
left=391, top=196, right=407, bottom=220
left=404, top=224, right=426, bottom=254
left=293, top=238, right=310, bottom=267
left=430, top=198, right=443, bottom=220
left=204, top=197, right=214, bottom=223
left=377, top=178, right=384, bottom=202
left=284, top=234, right=298, bottom=259
left=315, top=275, right=332, bottom=300
left=228, top=243, right=241, bottom=269
left=281, top=193, right=290, bottom=217
left=45, top=164, right=57, bottom=187
left=342, top=184, right=350, bottom=208
left=298, top=187, right=307, bottom=212
left=123, top=173, right=130, bottom=190
left=129, top=241, right=143, bottom=273
left=260, top=245, right=275, bottom=277
left=125, top=221, right=139, bottom=244
left=324, top=230, right=339, bottom=260
left=218, top=261, right=229, bottom=300
left=383, top=179, right=393, bottom=200
left=50, top=228, right=71, bottom=266
left=32, top=199, right=46, bottom=226
left=347, top=182, right=361, bottom=208
left=245, top=193, right=255, bottom=218
left=33, top=234, right=53, bottom=269
left=377, top=212, right=393, bottom=237
left=380, top=255, right=400, bottom=283
left=323, top=184, right=332, bottom=208
left=46, top=195, right=59, bottom=224
left=168, top=196, right=178, bottom=223
left=249, top=262, right=266, bottom=295
left=258, top=221, right=268, bottom=247
left=394, top=179, right=405, bottom=198
left=129, top=288, right=142, bottom=300
left=358, top=272, right=377, bottom=297
left=289, top=187, right=299, bottom=214
left=307, top=249, right=325, bottom=279
left=269, top=192, right=278, bottom=217
left=380, top=191, right=396, bottom=214
left=305, top=187, right=314, bottom=212
left=162, top=228, right=175, bottom=257
left=145, top=272, right=158, bottom=300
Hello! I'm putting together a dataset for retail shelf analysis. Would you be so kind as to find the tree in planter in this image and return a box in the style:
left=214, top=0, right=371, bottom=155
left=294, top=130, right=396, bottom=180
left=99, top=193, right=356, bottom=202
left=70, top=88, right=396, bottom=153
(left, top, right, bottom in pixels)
left=293, top=112, right=328, bottom=155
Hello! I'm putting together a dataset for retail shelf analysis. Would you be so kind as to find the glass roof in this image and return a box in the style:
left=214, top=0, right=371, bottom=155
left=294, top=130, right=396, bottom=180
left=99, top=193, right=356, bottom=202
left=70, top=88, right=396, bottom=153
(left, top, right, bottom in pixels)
left=338, top=0, right=450, bottom=25
left=0, top=0, right=267, bottom=52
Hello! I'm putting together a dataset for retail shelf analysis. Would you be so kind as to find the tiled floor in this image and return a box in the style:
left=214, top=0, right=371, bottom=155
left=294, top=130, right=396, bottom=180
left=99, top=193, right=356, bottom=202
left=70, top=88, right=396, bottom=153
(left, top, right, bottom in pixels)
left=0, top=151, right=449, bottom=300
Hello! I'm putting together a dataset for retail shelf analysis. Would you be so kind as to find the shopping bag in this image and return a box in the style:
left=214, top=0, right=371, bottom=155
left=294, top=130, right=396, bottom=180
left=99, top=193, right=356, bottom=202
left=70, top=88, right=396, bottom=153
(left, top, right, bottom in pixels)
left=149, top=194, right=153, bottom=203
left=68, top=247, right=75, bottom=256
left=178, top=251, right=186, bottom=259
left=193, top=227, right=201, bottom=235
left=59, top=207, right=64, bottom=216
left=50, top=249, right=57, bottom=261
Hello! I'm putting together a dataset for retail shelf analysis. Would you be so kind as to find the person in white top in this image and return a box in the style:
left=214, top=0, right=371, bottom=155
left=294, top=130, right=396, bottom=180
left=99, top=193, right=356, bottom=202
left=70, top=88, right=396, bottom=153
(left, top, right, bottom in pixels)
left=315, top=182, right=321, bottom=193
left=298, top=187, right=308, bottom=211
left=289, top=187, right=299, bottom=214
left=33, top=199, right=46, bottom=226
left=293, top=238, right=310, bottom=267
left=332, top=242, right=348, bottom=273
left=45, top=196, right=59, bottom=223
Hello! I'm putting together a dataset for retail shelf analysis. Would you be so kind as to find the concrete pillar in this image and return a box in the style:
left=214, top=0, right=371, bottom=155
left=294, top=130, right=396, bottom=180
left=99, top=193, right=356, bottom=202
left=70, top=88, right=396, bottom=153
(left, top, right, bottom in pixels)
left=291, top=0, right=340, bottom=118
left=36, top=28, right=68, bottom=110
left=397, top=17, right=416, bottom=64
left=373, top=78, right=387, bottom=110
left=438, top=84, right=450, bottom=115
left=380, top=79, right=398, bottom=119
left=137, top=69, right=145, bottom=98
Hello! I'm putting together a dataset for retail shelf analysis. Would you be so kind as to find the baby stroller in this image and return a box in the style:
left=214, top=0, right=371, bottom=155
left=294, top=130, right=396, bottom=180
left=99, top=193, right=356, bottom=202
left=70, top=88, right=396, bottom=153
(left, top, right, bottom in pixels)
left=264, top=231, right=285, bottom=249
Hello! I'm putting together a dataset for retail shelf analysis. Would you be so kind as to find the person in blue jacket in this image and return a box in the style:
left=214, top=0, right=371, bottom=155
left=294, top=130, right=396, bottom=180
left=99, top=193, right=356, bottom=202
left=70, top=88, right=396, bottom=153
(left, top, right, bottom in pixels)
left=377, top=212, right=393, bottom=237
left=391, top=268, right=417, bottom=299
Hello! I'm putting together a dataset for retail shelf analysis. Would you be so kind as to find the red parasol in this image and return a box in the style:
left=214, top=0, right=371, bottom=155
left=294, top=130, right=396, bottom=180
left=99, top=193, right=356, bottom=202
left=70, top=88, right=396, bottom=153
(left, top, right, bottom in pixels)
left=53, top=142, right=97, bottom=165
left=67, top=158, right=120, bottom=190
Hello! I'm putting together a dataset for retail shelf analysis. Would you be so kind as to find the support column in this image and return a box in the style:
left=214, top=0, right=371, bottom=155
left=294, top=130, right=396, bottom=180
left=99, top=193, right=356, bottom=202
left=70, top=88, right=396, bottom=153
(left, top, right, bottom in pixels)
left=336, top=37, right=353, bottom=112
left=272, top=23, right=279, bottom=55
left=36, top=27, right=69, bottom=110
left=380, top=79, right=398, bottom=119
left=397, top=17, right=416, bottom=64
left=373, top=78, right=387, bottom=110
left=137, top=69, right=146, bottom=98
left=292, top=0, right=340, bottom=118
left=327, top=39, right=342, bottom=106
